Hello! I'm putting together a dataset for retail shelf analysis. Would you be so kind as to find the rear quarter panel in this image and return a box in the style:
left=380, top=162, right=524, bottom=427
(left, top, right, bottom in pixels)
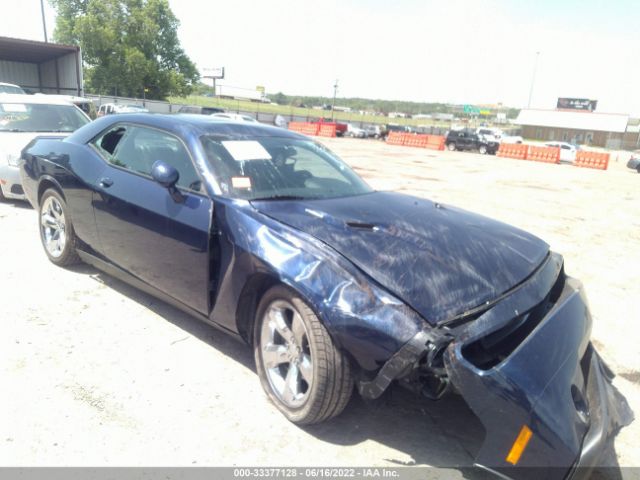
left=22, top=138, right=106, bottom=251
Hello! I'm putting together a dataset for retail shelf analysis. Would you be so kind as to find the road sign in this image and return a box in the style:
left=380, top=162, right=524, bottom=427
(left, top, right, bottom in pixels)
left=463, top=105, right=480, bottom=115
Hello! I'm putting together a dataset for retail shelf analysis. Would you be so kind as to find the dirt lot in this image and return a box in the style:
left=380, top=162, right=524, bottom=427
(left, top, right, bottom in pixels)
left=1, top=139, right=638, bottom=475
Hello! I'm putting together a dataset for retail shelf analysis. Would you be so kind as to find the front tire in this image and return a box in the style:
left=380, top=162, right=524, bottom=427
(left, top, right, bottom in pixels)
left=254, top=285, right=353, bottom=425
left=39, top=189, right=80, bottom=266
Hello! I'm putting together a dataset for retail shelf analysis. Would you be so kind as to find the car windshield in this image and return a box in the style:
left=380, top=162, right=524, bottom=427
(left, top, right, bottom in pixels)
left=0, top=84, right=25, bottom=94
left=0, top=102, right=89, bottom=132
left=201, top=135, right=373, bottom=201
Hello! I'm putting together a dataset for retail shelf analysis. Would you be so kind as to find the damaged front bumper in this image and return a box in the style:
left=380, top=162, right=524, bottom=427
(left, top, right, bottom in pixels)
left=358, top=254, right=633, bottom=479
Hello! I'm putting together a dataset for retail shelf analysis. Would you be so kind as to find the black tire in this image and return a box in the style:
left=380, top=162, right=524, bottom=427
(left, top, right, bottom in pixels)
left=479, top=145, right=487, bottom=155
left=447, top=143, right=457, bottom=151
left=254, top=285, right=353, bottom=425
left=39, top=189, right=81, bottom=266
left=0, top=187, right=5, bottom=202
left=637, top=166, right=640, bottom=174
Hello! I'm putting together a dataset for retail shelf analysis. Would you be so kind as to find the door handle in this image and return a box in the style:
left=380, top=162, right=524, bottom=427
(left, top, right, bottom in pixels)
left=99, top=177, right=114, bottom=188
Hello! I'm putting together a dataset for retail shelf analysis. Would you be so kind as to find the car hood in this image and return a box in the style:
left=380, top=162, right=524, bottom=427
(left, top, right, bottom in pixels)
left=0, top=132, right=68, bottom=158
left=252, top=191, right=549, bottom=324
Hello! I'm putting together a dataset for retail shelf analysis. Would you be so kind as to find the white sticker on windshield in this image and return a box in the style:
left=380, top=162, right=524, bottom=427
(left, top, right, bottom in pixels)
left=2, top=103, right=27, bottom=112
left=221, top=140, right=271, bottom=161
left=231, top=176, right=252, bottom=189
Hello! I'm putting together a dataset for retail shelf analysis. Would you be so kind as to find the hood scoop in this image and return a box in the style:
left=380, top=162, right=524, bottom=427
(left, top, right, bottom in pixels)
left=345, top=221, right=379, bottom=231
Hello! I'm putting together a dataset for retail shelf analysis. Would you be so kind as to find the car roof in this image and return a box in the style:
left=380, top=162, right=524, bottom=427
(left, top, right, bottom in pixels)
left=0, top=93, right=75, bottom=105
left=69, top=113, right=305, bottom=143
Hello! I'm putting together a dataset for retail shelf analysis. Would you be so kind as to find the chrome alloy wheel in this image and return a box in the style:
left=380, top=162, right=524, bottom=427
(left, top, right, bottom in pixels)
left=260, top=300, right=313, bottom=408
left=40, top=196, right=67, bottom=258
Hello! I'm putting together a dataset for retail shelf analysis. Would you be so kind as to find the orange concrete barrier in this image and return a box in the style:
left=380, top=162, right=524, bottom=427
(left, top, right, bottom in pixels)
left=288, top=122, right=319, bottom=136
left=403, top=134, right=428, bottom=148
left=287, top=122, right=304, bottom=133
left=497, top=143, right=528, bottom=160
left=386, top=131, right=405, bottom=145
left=574, top=151, right=609, bottom=170
left=425, top=135, right=445, bottom=151
left=527, top=146, right=560, bottom=164
left=317, top=124, right=337, bottom=137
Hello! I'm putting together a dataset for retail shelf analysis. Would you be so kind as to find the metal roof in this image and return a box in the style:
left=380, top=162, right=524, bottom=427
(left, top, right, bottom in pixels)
left=516, top=109, right=629, bottom=133
left=0, top=36, right=79, bottom=63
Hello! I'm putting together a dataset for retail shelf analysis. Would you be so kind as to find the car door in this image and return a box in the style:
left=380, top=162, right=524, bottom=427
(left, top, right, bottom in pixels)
left=459, top=131, right=472, bottom=150
left=454, top=131, right=465, bottom=149
left=91, top=123, right=213, bottom=315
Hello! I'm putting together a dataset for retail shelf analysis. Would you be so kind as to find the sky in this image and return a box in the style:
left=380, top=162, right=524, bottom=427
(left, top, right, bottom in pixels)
left=4, top=0, right=640, bottom=114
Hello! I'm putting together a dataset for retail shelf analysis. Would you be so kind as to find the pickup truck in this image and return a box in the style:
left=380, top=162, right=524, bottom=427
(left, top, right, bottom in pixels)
left=310, top=118, right=348, bottom=137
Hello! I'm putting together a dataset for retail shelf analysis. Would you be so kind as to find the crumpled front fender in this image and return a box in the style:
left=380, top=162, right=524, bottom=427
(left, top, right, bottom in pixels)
left=444, top=271, right=633, bottom=480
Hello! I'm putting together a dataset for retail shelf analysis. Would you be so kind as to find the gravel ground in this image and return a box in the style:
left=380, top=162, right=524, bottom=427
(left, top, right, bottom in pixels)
left=1, top=139, right=638, bottom=476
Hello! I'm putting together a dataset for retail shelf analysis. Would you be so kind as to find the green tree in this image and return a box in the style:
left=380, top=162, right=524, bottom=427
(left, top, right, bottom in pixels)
left=50, top=0, right=199, bottom=99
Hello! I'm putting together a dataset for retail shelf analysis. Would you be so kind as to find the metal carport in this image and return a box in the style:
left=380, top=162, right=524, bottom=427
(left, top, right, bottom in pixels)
left=0, top=36, right=83, bottom=96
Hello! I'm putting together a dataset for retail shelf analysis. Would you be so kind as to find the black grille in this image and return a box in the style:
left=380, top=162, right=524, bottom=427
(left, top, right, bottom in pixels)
left=461, top=270, right=566, bottom=370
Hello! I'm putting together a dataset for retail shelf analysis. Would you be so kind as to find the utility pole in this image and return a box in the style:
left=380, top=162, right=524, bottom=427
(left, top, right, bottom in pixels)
left=40, top=0, right=48, bottom=42
left=331, top=79, right=338, bottom=120
left=527, top=51, right=540, bottom=108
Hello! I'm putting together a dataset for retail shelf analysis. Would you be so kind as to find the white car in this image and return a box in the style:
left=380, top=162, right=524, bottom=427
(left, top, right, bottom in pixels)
left=97, top=103, right=149, bottom=116
left=34, top=94, right=95, bottom=118
left=0, top=82, right=25, bottom=94
left=0, top=94, right=90, bottom=201
left=476, top=127, right=523, bottom=144
left=210, top=112, right=258, bottom=122
left=545, top=142, right=579, bottom=162
left=346, top=123, right=367, bottom=138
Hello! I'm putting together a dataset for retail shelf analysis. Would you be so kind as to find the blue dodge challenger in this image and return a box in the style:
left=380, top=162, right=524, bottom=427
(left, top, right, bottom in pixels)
left=20, top=114, right=631, bottom=478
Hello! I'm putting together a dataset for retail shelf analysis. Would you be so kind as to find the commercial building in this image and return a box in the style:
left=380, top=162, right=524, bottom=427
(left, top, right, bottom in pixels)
left=514, top=108, right=640, bottom=149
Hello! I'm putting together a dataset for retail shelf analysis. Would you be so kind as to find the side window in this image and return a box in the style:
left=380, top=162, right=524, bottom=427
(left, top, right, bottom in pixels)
left=93, top=125, right=202, bottom=192
left=93, top=126, right=127, bottom=157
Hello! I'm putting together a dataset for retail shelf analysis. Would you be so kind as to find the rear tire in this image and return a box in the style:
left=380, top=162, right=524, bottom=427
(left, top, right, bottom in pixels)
left=254, top=285, right=353, bottom=425
left=39, top=189, right=81, bottom=266
left=479, top=145, right=487, bottom=154
left=637, top=166, right=640, bottom=174
left=0, top=185, right=6, bottom=202
left=447, top=143, right=457, bottom=151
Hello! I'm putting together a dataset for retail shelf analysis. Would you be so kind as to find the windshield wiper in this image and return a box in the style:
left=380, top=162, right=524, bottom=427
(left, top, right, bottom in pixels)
left=250, top=195, right=312, bottom=201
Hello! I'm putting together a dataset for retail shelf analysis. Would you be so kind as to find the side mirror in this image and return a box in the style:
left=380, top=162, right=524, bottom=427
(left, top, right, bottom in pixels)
left=151, top=160, right=179, bottom=187
left=151, top=160, right=184, bottom=203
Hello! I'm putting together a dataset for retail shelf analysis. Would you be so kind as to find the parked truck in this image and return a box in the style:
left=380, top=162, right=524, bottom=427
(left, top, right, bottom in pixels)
left=216, top=85, right=268, bottom=103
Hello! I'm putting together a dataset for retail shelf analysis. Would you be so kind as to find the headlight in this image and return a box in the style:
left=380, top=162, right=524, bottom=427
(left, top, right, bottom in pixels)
left=6, top=153, right=21, bottom=167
